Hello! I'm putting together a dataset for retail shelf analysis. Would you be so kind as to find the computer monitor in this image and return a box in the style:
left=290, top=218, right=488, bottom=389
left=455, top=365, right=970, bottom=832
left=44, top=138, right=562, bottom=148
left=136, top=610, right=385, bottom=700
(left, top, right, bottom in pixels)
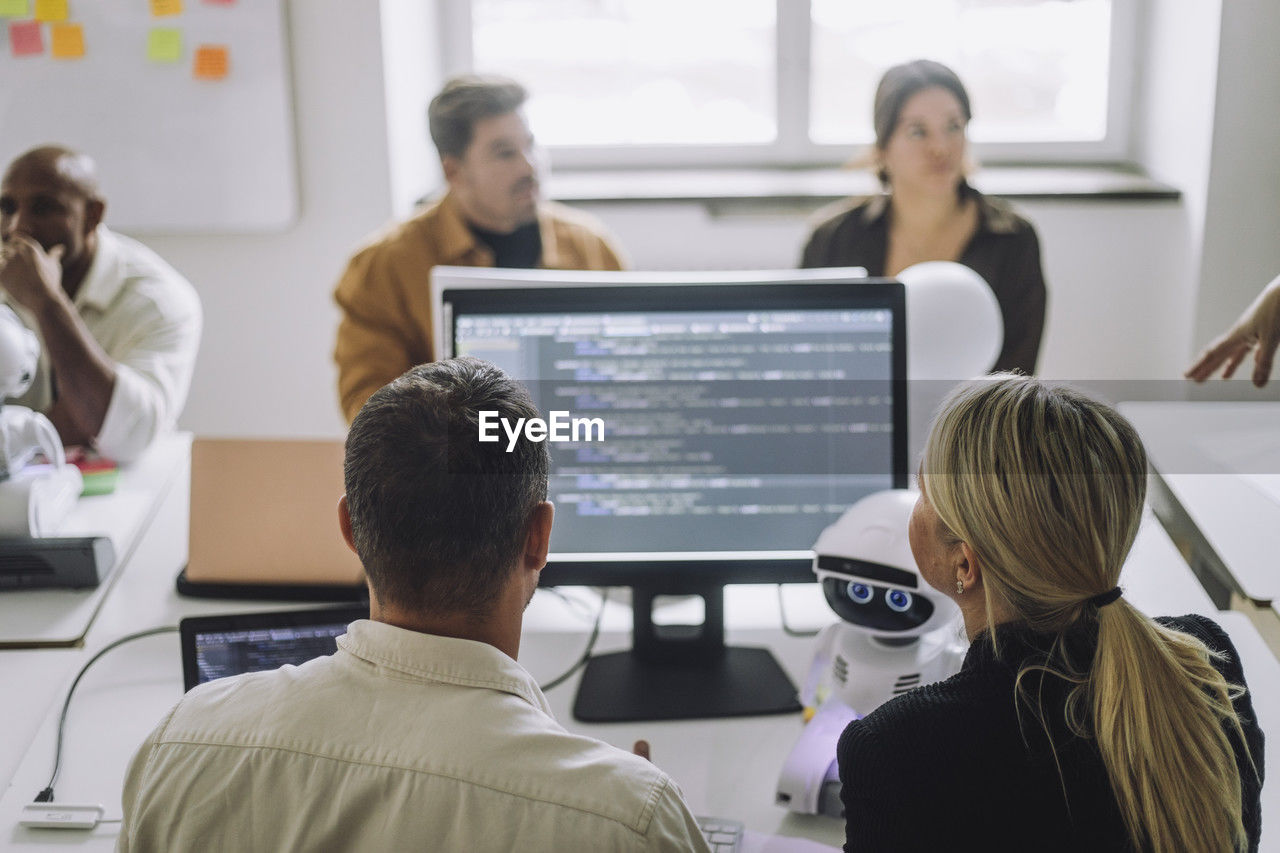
left=433, top=267, right=907, bottom=722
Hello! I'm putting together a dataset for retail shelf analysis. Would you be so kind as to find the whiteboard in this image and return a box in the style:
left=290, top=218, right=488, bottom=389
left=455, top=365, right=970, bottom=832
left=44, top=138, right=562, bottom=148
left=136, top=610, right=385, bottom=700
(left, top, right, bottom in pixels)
left=0, top=0, right=297, bottom=233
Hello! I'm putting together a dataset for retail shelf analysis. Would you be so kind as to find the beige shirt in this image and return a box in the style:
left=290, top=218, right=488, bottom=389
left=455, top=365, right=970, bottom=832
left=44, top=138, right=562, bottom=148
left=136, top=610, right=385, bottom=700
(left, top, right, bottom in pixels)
left=117, top=620, right=709, bottom=853
left=8, top=226, right=202, bottom=462
left=333, top=193, right=626, bottom=422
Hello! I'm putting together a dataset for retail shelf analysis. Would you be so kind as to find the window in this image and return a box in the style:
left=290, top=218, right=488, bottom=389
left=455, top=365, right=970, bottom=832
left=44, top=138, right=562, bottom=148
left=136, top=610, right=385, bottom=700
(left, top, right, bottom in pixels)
left=441, top=0, right=1135, bottom=169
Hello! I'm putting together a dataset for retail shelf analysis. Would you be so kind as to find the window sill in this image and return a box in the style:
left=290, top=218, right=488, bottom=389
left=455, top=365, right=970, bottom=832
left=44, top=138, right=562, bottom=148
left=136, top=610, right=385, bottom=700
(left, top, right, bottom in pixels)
left=548, top=165, right=1180, bottom=214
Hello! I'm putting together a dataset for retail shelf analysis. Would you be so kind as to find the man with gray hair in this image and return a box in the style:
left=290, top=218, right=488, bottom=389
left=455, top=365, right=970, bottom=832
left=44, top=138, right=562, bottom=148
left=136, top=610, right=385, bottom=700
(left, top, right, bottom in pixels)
left=118, top=357, right=709, bottom=852
left=0, top=145, right=201, bottom=462
left=333, top=75, right=625, bottom=422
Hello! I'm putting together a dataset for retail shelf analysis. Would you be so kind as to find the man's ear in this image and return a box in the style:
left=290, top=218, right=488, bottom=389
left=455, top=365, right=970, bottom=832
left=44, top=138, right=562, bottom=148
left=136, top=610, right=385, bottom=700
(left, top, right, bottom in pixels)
left=84, top=198, right=105, bottom=233
left=522, top=501, right=554, bottom=574
left=337, top=494, right=358, bottom=555
left=956, top=541, right=983, bottom=591
left=440, top=155, right=461, bottom=187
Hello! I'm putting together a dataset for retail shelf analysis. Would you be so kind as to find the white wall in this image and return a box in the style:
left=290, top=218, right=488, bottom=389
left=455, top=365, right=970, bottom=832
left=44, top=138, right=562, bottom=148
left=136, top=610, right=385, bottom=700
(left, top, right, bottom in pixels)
left=380, top=0, right=444, bottom=217
left=1196, top=0, right=1280, bottom=352
left=1129, top=0, right=1222, bottom=386
left=1134, top=0, right=1221, bottom=263
left=136, top=0, right=398, bottom=440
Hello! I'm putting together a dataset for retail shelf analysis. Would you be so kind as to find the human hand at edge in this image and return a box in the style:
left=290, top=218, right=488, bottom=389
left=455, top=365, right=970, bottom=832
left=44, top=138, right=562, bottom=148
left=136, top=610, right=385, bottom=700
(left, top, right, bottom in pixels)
left=1186, top=275, right=1280, bottom=387
left=632, top=740, right=651, bottom=762
left=0, top=234, right=66, bottom=314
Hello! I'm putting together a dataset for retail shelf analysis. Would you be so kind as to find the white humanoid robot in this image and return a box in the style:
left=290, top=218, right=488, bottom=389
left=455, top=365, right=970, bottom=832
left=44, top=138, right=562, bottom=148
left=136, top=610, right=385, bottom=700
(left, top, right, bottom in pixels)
left=776, top=488, right=966, bottom=816
left=0, top=305, right=82, bottom=536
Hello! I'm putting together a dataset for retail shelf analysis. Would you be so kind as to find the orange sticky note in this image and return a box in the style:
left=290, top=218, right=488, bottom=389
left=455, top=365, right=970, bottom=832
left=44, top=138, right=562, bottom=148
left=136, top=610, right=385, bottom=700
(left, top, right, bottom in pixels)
left=33, top=0, right=65, bottom=22
left=50, top=21, right=82, bottom=57
left=150, top=0, right=181, bottom=16
left=147, top=27, right=181, bottom=62
left=0, top=0, right=30, bottom=19
left=193, top=44, right=228, bottom=80
left=9, top=19, right=42, bottom=55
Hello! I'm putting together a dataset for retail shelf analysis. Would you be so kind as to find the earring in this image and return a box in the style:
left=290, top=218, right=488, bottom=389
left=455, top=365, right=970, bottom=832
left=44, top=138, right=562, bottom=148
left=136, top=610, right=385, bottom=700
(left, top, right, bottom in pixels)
left=955, top=580, right=965, bottom=595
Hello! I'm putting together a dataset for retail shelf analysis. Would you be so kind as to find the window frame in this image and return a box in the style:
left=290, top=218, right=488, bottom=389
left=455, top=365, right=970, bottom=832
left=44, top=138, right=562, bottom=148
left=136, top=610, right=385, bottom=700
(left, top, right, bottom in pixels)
left=439, top=0, right=1139, bottom=170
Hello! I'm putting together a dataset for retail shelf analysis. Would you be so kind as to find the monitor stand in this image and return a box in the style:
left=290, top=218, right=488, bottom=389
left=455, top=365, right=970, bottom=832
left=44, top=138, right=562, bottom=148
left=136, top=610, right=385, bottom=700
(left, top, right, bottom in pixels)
left=571, top=582, right=801, bottom=723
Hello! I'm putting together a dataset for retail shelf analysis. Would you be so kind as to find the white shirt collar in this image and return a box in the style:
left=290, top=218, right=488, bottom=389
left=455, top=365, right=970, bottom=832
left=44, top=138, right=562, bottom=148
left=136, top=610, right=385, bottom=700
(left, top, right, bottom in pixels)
left=337, top=619, right=552, bottom=715
left=75, top=225, right=127, bottom=311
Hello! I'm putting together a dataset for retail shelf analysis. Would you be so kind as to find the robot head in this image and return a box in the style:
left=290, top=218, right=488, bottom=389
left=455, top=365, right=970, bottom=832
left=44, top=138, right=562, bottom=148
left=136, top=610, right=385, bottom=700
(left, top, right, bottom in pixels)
left=813, top=488, right=960, bottom=638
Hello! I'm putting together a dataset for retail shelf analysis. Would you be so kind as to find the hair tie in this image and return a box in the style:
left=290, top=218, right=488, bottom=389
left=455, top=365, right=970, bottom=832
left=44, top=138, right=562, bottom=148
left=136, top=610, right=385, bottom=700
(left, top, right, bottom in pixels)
left=1088, top=587, right=1123, bottom=608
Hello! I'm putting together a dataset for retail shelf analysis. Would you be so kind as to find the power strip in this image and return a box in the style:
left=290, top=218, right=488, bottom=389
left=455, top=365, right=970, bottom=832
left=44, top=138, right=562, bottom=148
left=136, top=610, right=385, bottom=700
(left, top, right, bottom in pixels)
left=19, top=803, right=104, bottom=829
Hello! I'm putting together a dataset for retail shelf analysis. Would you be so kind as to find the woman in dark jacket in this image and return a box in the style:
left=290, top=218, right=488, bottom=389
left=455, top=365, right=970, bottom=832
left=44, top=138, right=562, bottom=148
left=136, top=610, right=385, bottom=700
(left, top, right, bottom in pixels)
left=839, top=375, right=1263, bottom=852
left=801, top=60, right=1046, bottom=375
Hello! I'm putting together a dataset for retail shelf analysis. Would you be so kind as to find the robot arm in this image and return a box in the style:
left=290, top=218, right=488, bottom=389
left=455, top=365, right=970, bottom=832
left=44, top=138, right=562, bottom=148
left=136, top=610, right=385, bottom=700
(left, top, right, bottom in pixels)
left=0, top=305, right=62, bottom=480
left=0, top=304, right=38, bottom=399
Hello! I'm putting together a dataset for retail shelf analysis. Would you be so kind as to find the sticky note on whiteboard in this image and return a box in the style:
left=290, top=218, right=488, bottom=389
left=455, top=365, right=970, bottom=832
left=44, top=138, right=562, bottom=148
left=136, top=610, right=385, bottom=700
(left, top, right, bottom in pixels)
left=8, top=19, right=42, bottom=55
left=50, top=21, right=82, bottom=57
left=147, top=27, right=181, bottom=62
left=193, top=44, right=228, bottom=80
left=150, top=0, right=182, bottom=16
left=33, top=0, right=65, bottom=22
left=0, top=0, right=30, bottom=19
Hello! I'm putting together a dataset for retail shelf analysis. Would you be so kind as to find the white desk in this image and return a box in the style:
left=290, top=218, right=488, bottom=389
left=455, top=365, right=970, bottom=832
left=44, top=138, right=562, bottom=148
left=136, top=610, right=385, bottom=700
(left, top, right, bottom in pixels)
left=0, top=436, right=352, bottom=813
left=1119, top=402, right=1280, bottom=605
left=0, top=435, right=195, bottom=802
left=1, top=506, right=1276, bottom=850
left=0, top=435, right=193, bottom=649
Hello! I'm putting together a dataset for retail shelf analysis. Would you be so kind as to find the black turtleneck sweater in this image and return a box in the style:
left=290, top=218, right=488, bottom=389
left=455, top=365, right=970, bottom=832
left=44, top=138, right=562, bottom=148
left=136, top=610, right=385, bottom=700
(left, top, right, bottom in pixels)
left=469, top=220, right=541, bottom=269
left=837, top=614, right=1264, bottom=852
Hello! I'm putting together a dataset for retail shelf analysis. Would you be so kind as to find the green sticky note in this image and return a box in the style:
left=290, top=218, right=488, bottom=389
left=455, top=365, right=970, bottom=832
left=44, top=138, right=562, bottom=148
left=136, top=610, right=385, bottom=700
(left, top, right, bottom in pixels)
left=147, top=27, right=181, bottom=62
left=0, top=0, right=29, bottom=18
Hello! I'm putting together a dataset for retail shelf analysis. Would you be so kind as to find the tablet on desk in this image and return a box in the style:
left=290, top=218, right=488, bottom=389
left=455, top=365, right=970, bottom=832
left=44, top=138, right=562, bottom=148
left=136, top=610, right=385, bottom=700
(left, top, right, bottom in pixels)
left=178, top=438, right=366, bottom=601
left=180, top=606, right=367, bottom=691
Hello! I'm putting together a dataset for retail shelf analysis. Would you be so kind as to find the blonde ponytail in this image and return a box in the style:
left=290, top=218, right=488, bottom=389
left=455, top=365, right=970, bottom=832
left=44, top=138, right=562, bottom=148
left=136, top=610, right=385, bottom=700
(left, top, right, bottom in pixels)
left=922, top=375, right=1256, bottom=852
left=1091, top=601, right=1250, bottom=851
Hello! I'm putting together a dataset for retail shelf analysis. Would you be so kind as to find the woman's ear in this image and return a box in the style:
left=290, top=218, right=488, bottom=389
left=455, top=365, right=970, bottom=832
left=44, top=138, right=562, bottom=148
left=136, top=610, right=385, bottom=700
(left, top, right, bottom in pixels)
left=956, top=541, right=983, bottom=591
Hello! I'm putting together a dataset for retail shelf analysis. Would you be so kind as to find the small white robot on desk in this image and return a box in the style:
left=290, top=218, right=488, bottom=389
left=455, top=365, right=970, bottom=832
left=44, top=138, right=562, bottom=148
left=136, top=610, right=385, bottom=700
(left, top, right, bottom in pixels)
left=776, top=488, right=966, bottom=817
left=0, top=304, right=82, bottom=536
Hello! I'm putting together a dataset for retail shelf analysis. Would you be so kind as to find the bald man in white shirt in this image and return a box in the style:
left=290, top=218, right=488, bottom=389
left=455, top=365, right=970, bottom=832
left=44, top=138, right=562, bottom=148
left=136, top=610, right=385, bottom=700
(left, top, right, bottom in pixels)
left=0, top=145, right=201, bottom=462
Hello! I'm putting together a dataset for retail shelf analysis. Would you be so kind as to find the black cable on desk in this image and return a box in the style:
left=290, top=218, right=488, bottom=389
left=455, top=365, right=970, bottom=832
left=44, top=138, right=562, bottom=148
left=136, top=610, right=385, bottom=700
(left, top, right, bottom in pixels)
left=538, top=588, right=608, bottom=693
left=35, top=626, right=179, bottom=804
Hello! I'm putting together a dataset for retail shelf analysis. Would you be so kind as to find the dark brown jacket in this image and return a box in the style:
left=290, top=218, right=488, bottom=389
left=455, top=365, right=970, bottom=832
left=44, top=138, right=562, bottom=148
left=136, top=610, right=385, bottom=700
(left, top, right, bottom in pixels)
left=801, top=188, right=1047, bottom=375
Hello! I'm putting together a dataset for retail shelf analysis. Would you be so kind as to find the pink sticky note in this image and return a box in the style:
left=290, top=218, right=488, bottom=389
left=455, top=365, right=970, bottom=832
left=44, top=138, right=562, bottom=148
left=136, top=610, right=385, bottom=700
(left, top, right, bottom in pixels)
left=9, top=19, right=43, bottom=55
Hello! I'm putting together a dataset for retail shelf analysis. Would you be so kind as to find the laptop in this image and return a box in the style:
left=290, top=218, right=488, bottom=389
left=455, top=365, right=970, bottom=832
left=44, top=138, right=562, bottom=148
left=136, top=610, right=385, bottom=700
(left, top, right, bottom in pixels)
left=179, top=606, right=367, bottom=691
left=177, top=438, right=366, bottom=600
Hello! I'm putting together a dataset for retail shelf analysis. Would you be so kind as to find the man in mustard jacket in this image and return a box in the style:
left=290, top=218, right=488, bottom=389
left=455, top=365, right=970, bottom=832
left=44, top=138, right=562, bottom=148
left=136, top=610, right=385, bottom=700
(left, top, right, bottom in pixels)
left=333, top=74, right=625, bottom=422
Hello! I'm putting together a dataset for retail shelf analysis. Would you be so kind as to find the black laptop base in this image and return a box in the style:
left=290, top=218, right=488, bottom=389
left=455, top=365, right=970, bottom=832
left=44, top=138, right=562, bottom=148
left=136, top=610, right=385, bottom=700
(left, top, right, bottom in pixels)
left=175, top=567, right=368, bottom=603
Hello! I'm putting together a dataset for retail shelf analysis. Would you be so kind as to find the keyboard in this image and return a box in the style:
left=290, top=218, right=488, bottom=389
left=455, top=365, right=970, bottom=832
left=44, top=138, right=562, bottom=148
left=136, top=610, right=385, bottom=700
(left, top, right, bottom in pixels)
left=697, top=815, right=744, bottom=852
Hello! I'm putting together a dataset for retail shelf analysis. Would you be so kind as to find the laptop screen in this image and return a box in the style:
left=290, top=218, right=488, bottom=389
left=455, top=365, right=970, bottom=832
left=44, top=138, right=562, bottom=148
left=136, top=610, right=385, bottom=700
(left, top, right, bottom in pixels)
left=180, top=606, right=366, bottom=691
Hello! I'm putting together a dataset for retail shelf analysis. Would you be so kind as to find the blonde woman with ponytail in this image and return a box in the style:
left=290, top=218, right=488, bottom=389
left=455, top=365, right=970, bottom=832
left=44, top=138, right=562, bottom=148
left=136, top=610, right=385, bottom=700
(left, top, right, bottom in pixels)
left=837, top=375, right=1263, bottom=852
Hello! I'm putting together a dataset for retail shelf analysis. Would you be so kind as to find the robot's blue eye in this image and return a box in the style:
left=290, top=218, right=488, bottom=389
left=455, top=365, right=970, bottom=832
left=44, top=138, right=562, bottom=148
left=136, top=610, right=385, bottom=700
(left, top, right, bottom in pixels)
left=886, top=589, right=912, bottom=612
left=846, top=582, right=873, bottom=604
